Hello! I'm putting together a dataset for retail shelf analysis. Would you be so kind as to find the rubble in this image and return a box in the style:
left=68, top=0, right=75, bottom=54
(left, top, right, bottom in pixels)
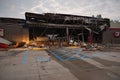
left=81, top=43, right=105, bottom=51
left=0, top=37, right=12, bottom=45
left=0, top=43, right=9, bottom=48
left=0, top=37, right=12, bottom=49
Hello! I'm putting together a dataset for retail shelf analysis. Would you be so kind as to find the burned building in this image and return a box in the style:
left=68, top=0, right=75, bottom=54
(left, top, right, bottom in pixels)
left=0, top=17, right=29, bottom=43
left=0, top=12, right=110, bottom=46
left=25, top=12, right=110, bottom=45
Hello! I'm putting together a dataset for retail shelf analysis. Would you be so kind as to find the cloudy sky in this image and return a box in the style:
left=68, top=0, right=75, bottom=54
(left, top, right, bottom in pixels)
left=0, top=0, right=120, bottom=21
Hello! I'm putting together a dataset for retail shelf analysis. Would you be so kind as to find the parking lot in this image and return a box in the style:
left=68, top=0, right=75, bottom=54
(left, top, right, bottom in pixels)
left=0, top=47, right=120, bottom=80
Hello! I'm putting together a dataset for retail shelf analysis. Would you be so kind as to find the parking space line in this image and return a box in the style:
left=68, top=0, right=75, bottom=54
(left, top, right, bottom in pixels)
left=22, top=51, right=28, bottom=64
left=66, top=52, right=81, bottom=60
left=48, top=50, right=63, bottom=60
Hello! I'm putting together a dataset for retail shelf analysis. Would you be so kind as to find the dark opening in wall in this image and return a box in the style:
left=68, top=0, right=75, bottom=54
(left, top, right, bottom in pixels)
left=29, top=26, right=102, bottom=43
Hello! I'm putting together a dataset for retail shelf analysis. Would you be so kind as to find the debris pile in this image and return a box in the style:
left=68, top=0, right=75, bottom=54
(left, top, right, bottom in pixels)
left=82, top=43, right=105, bottom=51
left=0, top=37, right=12, bottom=49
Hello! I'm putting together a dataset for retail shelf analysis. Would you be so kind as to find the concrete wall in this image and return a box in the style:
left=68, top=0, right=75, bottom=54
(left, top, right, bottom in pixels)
left=111, top=22, right=120, bottom=28
left=0, top=23, right=29, bottom=43
left=103, top=29, right=120, bottom=44
left=103, top=22, right=120, bottom=44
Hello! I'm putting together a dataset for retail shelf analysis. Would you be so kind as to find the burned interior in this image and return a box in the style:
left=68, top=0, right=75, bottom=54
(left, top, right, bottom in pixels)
left=25, top=12, right=110, bottom=46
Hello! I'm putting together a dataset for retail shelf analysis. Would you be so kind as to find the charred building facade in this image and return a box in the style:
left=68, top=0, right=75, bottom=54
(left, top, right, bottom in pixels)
left=25, top=12, right=110, bottom=45
left=0, top=17, right=29, bottom=43
left=0, top=12, right=110, bottom=46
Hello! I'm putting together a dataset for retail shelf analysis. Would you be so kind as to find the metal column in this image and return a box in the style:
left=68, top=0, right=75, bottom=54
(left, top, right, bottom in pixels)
left=66, top=27, right=69, bottom=45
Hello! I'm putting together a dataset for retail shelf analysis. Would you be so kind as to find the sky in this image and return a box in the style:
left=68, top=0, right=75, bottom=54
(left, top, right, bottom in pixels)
left=0, top=0, right=120, bottom=21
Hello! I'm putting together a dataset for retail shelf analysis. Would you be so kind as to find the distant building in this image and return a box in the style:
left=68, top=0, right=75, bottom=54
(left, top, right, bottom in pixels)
left=103, top=22, right=120, bottom=44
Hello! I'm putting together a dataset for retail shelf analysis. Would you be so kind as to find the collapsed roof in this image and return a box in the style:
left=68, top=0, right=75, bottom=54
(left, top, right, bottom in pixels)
left=25, top=12, right=110, bottom=32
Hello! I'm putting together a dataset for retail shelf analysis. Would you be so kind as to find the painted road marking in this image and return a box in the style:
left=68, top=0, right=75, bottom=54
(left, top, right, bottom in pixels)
left=48, top=50, right=63, bottom=60
left=48, top=50, right=95, bottom=61
left=22, top=51, right=28, bottom=64
left=37, top=56, right=50, bottom=62
left=78, top=53, right=87, bottom=60
left=66, top=52, right=81, bottom=60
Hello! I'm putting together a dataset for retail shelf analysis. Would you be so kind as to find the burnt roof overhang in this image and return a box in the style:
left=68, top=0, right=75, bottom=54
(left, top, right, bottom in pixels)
left=25, top=12, right=110, bottom=31
left=26, top=22, right=84, bottom=29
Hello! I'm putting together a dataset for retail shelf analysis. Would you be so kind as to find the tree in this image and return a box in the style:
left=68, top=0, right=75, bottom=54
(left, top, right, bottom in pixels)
left=110, top=19, right=120, bottom=23
left=96, top=14, right=102, bottom=18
